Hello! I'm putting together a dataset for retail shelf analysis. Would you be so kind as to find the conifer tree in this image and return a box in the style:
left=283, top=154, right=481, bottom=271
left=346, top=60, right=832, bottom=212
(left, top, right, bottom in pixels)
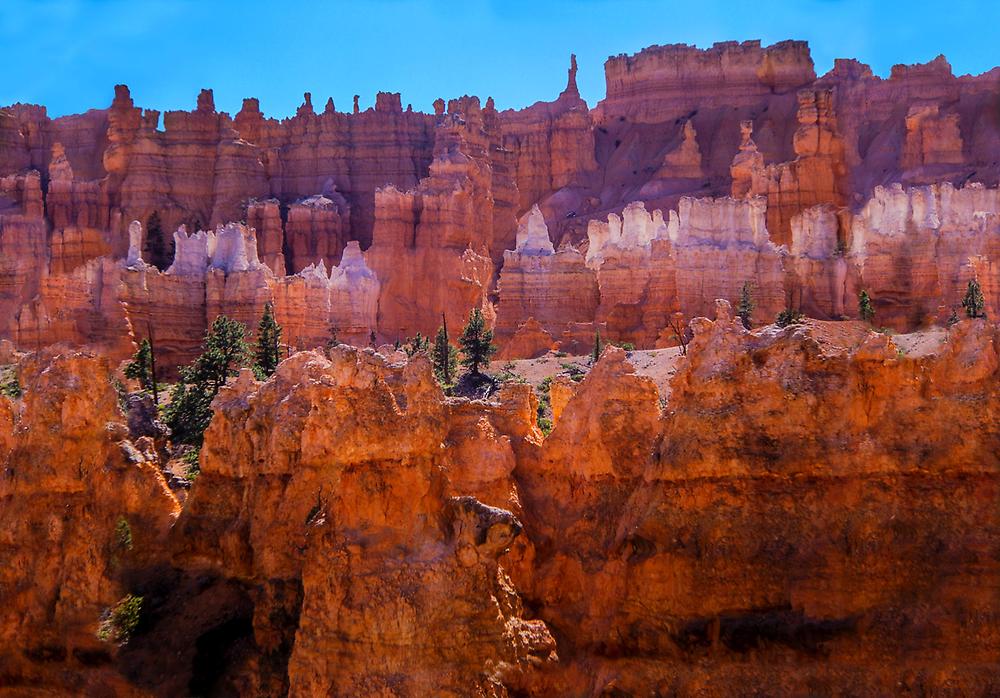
left=254, top=302, right=282, bottom=378
left=458, top=307, right=496, bottom=376
left=591, top=329, right=603, bottom=364
left=432, top=314, right=458, bottom=386
left=858, top=289, right=875, bottom=323
left=737, top=281, right=754, bottom=329
left=124, top=338, right=155, bottom=397
left=962, top=278, right=986, bottom=318
left=164, top=316, right=249, bottom=446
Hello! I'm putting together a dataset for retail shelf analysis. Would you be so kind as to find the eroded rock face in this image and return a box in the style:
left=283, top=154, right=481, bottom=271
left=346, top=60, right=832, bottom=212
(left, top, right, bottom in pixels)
left=165, top=350, right=553, bottom=696
left=4, top=41, right=1000, bottom=358
left=0, top=352, right=179, bottom=694
left=2, top=319, right=1000, bottom=695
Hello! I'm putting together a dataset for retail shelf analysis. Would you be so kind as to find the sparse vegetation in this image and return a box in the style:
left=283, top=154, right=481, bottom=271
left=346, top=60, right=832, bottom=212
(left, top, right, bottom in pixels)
left=458, top=307, right=497, bottom=376
left=666, top=312, right=688, bottom=355
left=858, top=289, right=875, bottom=323
left=114, top=517, right=133, bottom=552
left=947, top=308, right=960, bottom=327
left=432, top=315, right=458, bottom=387
left=775, top=308, right=804, bottom=328
left=164, top=315, right=249, bottom=446
left=404, top=332, right=430, bottom=357
left=124, top=337, right=158, bottom=402
left=962, top=278, right=986, bottom=318
left=180, top=448, right=200, bottom=479
left=1, top=366, right=21, bottom=399
left=737, top=281, right=754, bottom=329
left=559, top=362, right=587, bottom=382
left=253, top=301, right=282, bottom=378
left=536, top=376, right=553, bottom=435
left=591, top=329, right=603, bottom=364
left=98, top=594, right=143, bottom=645
left=612, top=341, right=635, bottom=351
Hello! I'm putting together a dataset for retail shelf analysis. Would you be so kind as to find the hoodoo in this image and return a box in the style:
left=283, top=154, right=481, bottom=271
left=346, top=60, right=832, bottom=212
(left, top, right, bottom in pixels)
left=2, top=23, right=1000, bottom=696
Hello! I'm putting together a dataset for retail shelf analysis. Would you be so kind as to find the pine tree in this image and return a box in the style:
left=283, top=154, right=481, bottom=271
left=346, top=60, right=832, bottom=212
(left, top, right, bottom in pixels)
left=458, top=307, right=497, bottom=376
left=858, top=289, right=875, bottom=323
left=737, top=281, right=754, bottom=329
left=962, top=278, right=986, bottom=318
left=124, top=338, right=155, bottom=395
left=432, top=315, right=458, bottom=386
left=369, top=330, right=377, bottom=347
left=254, top=302, right=282, bottom=378
left=164, top=315, right=249, bottom=446
left=591, top=329, right=603, bottom=364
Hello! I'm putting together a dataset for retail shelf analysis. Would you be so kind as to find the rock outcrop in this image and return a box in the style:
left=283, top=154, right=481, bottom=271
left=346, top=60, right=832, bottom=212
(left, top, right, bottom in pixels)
left=2, top=316, right=999, bottom=695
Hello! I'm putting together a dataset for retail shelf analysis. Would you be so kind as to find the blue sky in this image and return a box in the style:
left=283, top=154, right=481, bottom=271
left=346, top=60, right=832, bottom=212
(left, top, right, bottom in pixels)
left=2, top=0, right=998, bottom=118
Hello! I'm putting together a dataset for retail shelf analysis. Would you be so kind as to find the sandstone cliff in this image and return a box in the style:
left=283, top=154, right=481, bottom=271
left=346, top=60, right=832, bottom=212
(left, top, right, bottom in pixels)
left=3, top=313, right=997, bottom=695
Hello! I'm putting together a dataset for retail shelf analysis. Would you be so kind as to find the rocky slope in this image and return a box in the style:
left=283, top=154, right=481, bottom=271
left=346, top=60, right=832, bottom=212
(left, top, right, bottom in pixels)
left=2, top=309, right=997, bottom=695
left=3, top=40, right=1000, bottom=365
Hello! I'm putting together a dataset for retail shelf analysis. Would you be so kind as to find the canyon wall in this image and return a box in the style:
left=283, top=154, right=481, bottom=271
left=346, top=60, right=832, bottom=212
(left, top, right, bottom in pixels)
left=2, top=41, right=1000, bottom=364
left=2, top=313, right=997, bottom=694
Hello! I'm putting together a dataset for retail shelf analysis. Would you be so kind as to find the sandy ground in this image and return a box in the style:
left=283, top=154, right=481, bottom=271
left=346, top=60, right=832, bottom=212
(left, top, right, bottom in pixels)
left=490, top=346, right=684, bottom=402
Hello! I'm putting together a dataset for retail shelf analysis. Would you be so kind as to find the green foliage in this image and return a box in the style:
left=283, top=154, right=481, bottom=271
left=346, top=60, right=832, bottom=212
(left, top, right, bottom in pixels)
left=98, top=594, right=143, bottom=645
left=254, top=302, right=282, bottom=378
left=369, top=330, right=377, bottom=346
left=180, top=449, right=200, bottom=480
left=124, top=338, right=155, bottom=392
left=612, top=341, right=635, bottom=351
left=458, top=307, right=497, bottom=376
left=962, top=278, right=986, bottom=319
left=858, top=289, right=875, bottom=323
left=495, top=361, right=526, bottom=384
left=432, top=317, right=458, bottom=387
left=737, top=281, right=754, bottom=329
left=947, top=308, right=960, bottom=327
left=535, top=376, right=552, bottom=435
left=404, top=332, right=430, bottom=357
left=775, top=308, right=804, bottom=328
left=110, top=377, right=128, bottom=414
left=0, top=366, right=21, bottom=399
left=164, top=316, right=249, bottom=446
left=559, top=362, right=587, bottom=382
left=591, top=329, right=603, bottom=364
left=114, top=517, right=133, bottom=552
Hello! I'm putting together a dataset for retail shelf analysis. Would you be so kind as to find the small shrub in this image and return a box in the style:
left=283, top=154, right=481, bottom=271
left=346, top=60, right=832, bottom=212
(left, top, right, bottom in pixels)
left=98, top=594, right=143, bottom=645
left=947, top=308, right=960, bottom=327
left=962, top=279, right=986, bottom=319
left=858, top=289, right=875, bottom=323
left=0, top=367, right=21, bottom=399
left=181, top=449, right=200, bottom=480
left=537, top=416, right=552, bottom=435
left=612, top=341, right=635, bottom=351
left=114, top=517, right=133, bottom=552
left=775, top=308, right=804, bottom=328
left=559, top=362, right=587, bottom=382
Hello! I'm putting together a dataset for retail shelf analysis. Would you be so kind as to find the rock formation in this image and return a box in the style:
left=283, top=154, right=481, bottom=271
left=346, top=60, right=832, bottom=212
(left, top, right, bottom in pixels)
left=2, top=39, right=1000, bottom=358
left=2, top=306, right=999, bottom=694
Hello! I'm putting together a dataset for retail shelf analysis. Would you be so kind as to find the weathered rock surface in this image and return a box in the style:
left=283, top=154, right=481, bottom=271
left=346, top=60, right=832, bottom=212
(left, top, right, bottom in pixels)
left=2, top=318, right=999, bottom=694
